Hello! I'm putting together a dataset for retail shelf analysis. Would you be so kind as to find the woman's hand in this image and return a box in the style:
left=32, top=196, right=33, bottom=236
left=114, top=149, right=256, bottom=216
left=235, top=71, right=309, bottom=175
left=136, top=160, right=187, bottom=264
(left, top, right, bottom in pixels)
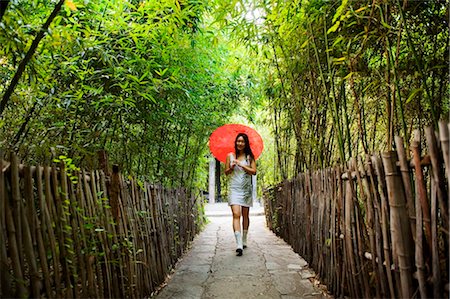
left=225, top=154, right=235, bottom=175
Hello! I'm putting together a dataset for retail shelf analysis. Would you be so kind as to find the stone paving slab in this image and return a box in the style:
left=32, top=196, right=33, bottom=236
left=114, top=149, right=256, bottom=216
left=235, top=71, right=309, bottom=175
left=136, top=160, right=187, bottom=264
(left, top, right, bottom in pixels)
left=154, top=213, right=330, bottom=299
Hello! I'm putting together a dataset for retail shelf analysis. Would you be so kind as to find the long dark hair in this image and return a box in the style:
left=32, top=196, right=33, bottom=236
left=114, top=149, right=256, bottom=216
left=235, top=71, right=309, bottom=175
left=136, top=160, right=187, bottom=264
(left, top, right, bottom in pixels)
left=234, top=133, right=254, bottom=161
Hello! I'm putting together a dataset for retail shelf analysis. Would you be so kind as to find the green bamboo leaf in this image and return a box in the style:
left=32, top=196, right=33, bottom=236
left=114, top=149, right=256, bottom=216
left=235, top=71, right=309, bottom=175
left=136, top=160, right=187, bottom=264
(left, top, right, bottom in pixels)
left=327, top=21, right=340, bottom=34
left=343, top=72, right=353, bottom=80
left=354, top=6, right=368, bottom=13
left=405, top=88, right=423, bottom=104
left=332, top=0, right=349, bottom=23
left=300, top=39, right=309, bottom=48
left=381, top=21, right=392, bottom=30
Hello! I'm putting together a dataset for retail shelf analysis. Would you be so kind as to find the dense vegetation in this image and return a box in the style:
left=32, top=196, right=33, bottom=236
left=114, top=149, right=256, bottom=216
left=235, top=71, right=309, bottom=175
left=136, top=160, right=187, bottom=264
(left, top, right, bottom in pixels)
left=1, top=0, right=448, bottom=187
left=221, top=0, right=449, bottom=181
left=0, top=0, right=262, bottom=188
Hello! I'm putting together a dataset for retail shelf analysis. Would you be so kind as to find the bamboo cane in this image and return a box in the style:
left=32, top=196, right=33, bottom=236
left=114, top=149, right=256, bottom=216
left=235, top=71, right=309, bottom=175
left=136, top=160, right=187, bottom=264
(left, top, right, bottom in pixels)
left=411, top=130, right=433, bottom=254
left=91, top=170, right=110, bottom=299
left=10, top=153, right=24, bottom=277
left=348, top=159, right=367, bottom=298
left=68, top=174, right=86, bottom=298
left=425, top=126, right=449, bottom=231
left=22, top=166, right=41, bottom=297
left=344, top=172, right=359, bottom=298
left=441, top=121, right=450, bottom=179
left=73, top=172, right=88, bottom=297
left=371, top=154, right=396, bottom=297
left=44, top=165, right=62, bottom=297
left=0, top=152, right=12, bottom=298
left=431, top=179, right=442, bottom=298
left=365, top=155, right=388, bottom=297
left=35, top=165, right=52, bottom=297
left=99, top=170, right=121, bottom=298
left=357, top=156, right=380, bottom=298
left=59, top=161, right=78, bottom=297
left=414, top=160, right=428, bottom=298
left=394, top=136, right=416, bottom=239
left=306, top=172, right=312, bottom=261
left=5, top=187, right=27, bottom=297
left=6, top=153, right=27, bottom=297
left=148, top=185, right=164, bottom=284
left=381, top=151, right=414, bottom=298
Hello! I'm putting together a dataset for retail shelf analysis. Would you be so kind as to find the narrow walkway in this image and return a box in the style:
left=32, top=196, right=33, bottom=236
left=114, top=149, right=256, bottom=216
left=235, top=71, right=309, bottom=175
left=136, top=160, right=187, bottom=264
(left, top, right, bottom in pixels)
left=154, top=203, right=329, bottom=298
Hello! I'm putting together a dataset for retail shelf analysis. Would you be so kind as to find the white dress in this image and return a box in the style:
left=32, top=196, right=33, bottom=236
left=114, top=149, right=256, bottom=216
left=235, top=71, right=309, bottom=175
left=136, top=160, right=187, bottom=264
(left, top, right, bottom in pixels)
left=228, top=153, right=253, bottom=207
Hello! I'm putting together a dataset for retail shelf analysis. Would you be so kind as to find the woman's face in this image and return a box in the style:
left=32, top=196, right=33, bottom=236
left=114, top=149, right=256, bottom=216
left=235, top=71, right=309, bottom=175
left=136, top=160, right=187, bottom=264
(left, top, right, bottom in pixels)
left=236, top=136, right=246, bottom=151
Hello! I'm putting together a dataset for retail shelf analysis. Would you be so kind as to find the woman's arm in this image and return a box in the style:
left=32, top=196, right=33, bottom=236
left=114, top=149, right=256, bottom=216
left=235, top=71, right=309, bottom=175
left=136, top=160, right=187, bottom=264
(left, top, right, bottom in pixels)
left=225, top=154, right=234, bottom=175
left=235, top=158, right=257, bottom=175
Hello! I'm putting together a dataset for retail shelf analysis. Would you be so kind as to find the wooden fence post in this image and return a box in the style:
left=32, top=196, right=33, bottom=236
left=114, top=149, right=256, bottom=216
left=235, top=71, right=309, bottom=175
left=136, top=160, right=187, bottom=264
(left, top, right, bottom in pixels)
left=0, top=151, right=13, bottom=298
left=98, top=150, right=110, bottom=175
left=110, top=164, right=121, bottom=223
left=381, top=151, right=414, bottom=298
left=394, top=136, right=416, bottom=239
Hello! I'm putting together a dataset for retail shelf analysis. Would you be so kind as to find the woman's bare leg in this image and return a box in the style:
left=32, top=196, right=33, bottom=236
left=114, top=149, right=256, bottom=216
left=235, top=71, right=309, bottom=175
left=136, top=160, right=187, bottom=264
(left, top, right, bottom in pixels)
left=231, top=205, right=243, bottom=255
left=242, top=207, right=249, bottom=248
left=231, top=205, right=242, bottom=232
left=242, top=206, right=249, bottom=230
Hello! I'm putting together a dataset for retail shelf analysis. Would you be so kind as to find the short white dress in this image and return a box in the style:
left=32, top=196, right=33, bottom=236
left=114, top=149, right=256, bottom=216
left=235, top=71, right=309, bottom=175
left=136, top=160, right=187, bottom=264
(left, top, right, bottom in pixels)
left=228, top=153, right=253, bottom=207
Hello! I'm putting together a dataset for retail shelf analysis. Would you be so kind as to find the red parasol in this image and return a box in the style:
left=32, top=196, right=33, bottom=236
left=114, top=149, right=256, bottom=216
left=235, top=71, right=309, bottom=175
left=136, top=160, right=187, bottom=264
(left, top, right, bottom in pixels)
left=209, top=124, right=264, bottom=163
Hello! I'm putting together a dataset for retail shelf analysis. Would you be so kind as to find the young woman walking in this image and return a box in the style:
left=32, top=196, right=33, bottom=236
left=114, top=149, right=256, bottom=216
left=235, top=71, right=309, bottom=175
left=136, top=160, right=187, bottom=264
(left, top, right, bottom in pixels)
left=225, top=133, right=257, bottom=256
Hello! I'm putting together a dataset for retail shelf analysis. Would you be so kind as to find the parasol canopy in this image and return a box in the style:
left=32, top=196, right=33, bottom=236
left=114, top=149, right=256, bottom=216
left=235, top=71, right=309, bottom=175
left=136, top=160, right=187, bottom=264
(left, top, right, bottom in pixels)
left=209, top=124, right=264, bottom=163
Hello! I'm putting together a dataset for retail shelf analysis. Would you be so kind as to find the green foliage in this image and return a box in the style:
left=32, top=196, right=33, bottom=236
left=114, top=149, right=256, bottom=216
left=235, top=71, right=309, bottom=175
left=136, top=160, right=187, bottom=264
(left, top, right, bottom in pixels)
left=1, top=0, right=447, bottom=190
left=216, top=0, right=449, bottom=180
left=0, top=0, right=259, bottom=189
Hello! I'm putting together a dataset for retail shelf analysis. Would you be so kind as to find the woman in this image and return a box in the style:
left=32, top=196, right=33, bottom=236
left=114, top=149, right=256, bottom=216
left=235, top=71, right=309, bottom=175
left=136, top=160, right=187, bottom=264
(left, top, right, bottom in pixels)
left=225, top=133, right=257, bottom=256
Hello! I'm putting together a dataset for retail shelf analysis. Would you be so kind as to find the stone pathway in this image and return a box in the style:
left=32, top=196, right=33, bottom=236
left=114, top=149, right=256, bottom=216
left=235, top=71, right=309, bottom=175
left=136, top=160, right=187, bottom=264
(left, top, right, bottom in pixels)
left=154, top=204, right=330, bottom=298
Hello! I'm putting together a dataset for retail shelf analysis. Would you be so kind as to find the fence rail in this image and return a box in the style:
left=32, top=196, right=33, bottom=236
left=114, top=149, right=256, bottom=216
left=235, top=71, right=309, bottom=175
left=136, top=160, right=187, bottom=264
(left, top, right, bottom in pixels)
left=264, top=121, right=449, bottom=298
left=0, top=152, right=205, bottom=298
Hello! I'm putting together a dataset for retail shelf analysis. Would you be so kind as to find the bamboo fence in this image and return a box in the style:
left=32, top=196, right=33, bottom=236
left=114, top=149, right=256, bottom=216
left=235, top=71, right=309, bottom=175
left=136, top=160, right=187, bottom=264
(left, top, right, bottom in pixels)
left=0, top=152, right=205, bottom=298
left=264, top=121, right=449, bottom=298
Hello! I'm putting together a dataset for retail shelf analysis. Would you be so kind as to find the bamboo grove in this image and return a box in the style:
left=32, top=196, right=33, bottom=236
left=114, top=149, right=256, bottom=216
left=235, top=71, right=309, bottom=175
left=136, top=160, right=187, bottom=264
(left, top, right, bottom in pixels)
left=218, top=0, right=449, bottom=180
left=0, top=0, right=260, bottom=188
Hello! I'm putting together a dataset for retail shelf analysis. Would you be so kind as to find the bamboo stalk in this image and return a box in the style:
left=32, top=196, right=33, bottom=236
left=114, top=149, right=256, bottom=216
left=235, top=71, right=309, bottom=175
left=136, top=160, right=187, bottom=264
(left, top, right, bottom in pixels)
left=414, top=160, right=428, bottom=298
left=100, top=170, right=121, bottom=299
left=431, top=179, right=442, bottom=298
left=438, top=120, right=449, bottom=180
left=357, top=156, right=380, bottom=298
left=336, top=166, right=345, bottom=298
left=381, top=151, right=414, bottom=298
left=22, top=166, right=41, bottom=297
left=87, top=170, right=106, bottom=299
left=10, top=153, right=24, bottom=276
left=0, top=152, right=12, bottom=298
left=69, top=174, right=86, bottom=298
left=344, top=172, right=359, bottom=298
left=117, top=172, right=131, bottom=298
left=44, top=165, right=62, bottom=298
left=394, top=136, right=416, bottom=239
left=349, top=158, right=368, bottom=298
left=371, top=154, right=396, bottom=297
left=5, top=188, right=27, bottom=297
left=365, top=155, right=388, bottom=297
left=411, top=130, right=433, bottom=254
left=9, top=153, right=28, bottom=297
left=425, top=126, right=449, bottom=230
left=59, top=161, right=77, bottom=298
left=305, top=172, right=312, bottom=261
left=75, top=172, right=92, bottom=297
left=146, top=184, right=160, bottom=287
left=36, top=165, right=53, bottom=297
left=82, top=170, right=101, bottom=299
